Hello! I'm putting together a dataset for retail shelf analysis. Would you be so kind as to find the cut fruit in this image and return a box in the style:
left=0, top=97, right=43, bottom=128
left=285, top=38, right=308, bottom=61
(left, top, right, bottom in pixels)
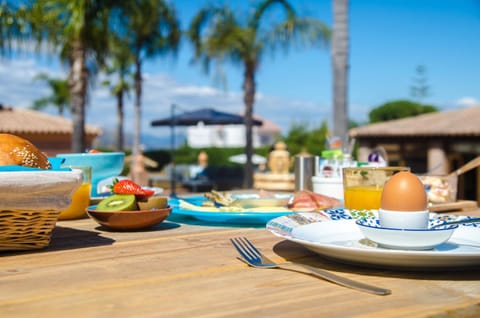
left=138, top=196, right=168, bottom=210
left=97, top=194, right=138, bottom=211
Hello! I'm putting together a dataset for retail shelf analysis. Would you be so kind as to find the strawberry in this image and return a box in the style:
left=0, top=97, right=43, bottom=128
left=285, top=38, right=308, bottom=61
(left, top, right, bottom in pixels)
left=110, top=179, right=155, bottom=201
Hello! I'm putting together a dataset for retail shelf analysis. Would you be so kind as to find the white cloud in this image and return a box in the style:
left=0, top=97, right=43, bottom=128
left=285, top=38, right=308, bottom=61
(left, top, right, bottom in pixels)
left=455, top=96, right=479, bottom=107
left=0, top=56, right=335, bottom=146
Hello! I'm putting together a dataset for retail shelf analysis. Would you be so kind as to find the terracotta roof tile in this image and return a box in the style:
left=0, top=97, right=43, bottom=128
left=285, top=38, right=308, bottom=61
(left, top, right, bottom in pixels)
left=0, top=106, right=101, bottom=135
left=349, top=106, right=480, bottom=137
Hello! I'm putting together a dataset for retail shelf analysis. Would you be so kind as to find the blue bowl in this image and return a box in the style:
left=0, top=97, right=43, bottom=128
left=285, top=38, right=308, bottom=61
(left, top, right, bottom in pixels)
left=56, top=152, right=125, bottom=197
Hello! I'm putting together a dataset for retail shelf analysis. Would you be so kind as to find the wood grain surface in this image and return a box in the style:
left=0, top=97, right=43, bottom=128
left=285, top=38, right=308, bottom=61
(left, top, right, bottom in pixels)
left=1, top=208, right=479, bottom=317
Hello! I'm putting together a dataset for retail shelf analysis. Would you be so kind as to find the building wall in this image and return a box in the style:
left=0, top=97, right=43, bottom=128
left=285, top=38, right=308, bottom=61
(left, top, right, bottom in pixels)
left=13, top=133, right=97, bottom=157
left=187, top=124, right=264, bottom=148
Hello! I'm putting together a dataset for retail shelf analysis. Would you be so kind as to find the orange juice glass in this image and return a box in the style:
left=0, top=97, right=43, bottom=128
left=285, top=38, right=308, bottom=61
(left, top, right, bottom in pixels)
left=342, top=166, right=409, bottom=210
left=59, top=166, right=92, bottom=220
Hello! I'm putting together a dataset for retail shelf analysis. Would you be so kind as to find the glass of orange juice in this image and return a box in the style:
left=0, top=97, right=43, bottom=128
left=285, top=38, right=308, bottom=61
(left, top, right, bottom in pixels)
left=342, top=166, right=410, bottom=210
left=59, top=166, right=92, bottom=220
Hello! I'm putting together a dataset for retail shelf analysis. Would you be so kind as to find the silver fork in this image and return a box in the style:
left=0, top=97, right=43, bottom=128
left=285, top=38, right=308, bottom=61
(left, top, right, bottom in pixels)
left=230, top=237, right=391, bottom=296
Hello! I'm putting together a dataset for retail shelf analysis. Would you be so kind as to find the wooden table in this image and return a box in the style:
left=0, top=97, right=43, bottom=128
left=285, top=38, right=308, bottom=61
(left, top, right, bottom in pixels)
left=1, top=207, right=480, bottom=317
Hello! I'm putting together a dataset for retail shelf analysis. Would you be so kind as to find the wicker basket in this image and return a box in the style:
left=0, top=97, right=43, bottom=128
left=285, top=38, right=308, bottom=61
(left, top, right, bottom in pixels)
left=0, top=170, right=82, bottom=251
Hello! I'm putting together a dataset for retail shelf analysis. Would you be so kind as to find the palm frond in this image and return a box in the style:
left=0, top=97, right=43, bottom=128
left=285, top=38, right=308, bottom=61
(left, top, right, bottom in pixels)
left=248, top=0, right=296, bottom=30
left=262, top=17, right=330, bottom=53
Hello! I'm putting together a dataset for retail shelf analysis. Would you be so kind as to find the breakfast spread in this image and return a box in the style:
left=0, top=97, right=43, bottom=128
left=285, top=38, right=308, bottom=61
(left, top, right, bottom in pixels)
left=177, top=189, right=341, bottom=213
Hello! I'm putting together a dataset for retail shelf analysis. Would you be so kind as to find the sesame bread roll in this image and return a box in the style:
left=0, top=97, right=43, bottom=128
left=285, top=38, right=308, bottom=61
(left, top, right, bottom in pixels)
left=0, top=134, right=51, bottom=169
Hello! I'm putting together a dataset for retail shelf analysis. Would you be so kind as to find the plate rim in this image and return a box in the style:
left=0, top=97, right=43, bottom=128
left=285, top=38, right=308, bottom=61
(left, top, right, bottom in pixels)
left=266, top=210, right=480, bottom=268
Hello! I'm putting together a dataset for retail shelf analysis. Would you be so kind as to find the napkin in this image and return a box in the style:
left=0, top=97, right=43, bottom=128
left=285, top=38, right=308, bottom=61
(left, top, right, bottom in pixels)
left=0, top=169, right=83, bottom=210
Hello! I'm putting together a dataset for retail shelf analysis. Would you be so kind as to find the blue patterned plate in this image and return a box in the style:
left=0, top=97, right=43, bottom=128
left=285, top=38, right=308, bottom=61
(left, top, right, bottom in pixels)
left=266, top=209, right=480, bottom=269
left=356, top=218, right=458, bottom=250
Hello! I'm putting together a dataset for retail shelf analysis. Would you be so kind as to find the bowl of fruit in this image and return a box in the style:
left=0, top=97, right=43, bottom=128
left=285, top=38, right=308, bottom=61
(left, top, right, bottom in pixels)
left=87, top=179, right=171, bottom=231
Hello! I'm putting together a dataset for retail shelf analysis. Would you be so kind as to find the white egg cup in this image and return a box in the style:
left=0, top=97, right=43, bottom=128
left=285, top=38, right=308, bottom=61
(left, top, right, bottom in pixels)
left=378, top=209, right=430, bottom=229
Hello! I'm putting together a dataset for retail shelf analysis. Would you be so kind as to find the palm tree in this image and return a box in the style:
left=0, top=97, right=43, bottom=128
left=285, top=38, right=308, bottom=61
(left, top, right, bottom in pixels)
left=332, top=0, right=350, bottom=144
left=102, top=36, right=134, bottom=151
left=27, top=0, right=116, bottom=152
left=120, top=0, right=180, bottom=182
left=188, top=0, right=330, bottom=188
left=32, top=73, right=70, bottom=116
left=0, top=1, right=28, bottom=56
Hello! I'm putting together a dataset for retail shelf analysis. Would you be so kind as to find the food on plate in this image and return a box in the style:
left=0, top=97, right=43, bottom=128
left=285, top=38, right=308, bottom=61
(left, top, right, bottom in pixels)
left=0, top=133, right=51, bottom=169
left=204, top=190, right=236, bottom=206
left=381, top=171, right=427, bottom=211
left=97, top=194, right=138, bottom=211
left=204, top=189, right=280, bottom=207
left=179, top=199, right=291, bottom=213
left=186, top=190, right=340, bottom=213
left=287, top=190, right=342, bottom=211
left=110, top=178, right=155, bottom=201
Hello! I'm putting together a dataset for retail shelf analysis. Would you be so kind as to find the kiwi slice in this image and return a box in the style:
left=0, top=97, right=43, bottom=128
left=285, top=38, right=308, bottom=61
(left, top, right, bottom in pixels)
left=138, top=196, right=168, bottom=210
left=97, top=194, right=138, bottom=211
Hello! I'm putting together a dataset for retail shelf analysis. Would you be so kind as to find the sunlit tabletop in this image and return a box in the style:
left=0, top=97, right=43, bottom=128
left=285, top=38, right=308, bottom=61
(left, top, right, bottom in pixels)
left=1, top=201, right=479, bottom=317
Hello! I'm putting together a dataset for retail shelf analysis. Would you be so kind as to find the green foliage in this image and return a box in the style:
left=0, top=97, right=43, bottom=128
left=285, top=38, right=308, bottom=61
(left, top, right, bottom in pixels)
left=31, top=73, right=70, bottom=116
left=282, top=120, right=329, bottom=156
left=369, top=99, right=438, bottom=123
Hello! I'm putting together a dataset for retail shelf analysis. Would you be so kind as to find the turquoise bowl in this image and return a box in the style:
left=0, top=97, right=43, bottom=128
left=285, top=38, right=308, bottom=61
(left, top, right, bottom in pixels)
left=56, top=152, right=125, bottom=197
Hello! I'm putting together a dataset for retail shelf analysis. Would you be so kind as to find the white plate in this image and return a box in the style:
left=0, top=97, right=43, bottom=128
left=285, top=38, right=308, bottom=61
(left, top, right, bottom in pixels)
left=355, top=218, right=457, bottom=250
left=266, top=210, right=480, bottom=269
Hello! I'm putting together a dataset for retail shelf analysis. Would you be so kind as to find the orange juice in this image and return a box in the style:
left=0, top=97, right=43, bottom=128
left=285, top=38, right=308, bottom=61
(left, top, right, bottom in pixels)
left=59, top=183, right=92, bottom=220
left=343, top=185, right=383, bottom=210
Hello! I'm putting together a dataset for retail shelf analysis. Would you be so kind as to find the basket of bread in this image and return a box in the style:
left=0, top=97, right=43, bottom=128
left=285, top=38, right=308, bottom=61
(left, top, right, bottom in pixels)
left=0, top=134, right=82, bottom=251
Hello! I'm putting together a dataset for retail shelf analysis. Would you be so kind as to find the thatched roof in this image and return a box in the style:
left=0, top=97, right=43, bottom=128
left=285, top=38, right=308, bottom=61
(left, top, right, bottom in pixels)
left=0, top=105, right=101, bottom=136
left=349, top=106, right=480, bottom=138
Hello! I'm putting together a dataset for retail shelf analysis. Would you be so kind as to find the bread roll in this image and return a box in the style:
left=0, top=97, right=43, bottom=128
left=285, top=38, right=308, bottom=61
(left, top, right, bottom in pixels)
left=0, top=134, right=51, bottom=169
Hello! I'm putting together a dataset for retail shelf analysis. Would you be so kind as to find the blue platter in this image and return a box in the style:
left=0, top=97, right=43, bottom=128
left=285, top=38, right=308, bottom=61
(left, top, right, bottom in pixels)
left=169, top=196, right=294, bottom=225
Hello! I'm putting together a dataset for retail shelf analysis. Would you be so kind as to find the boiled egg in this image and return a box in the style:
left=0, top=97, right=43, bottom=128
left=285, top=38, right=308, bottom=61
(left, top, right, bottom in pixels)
left=381, top=171, right=427, bottom=211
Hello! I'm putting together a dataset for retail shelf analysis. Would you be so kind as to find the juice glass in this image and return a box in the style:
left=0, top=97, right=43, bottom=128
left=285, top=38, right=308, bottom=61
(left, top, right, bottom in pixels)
left=59, top=166, right=92, bottom=220
left=342, top=166, right=410, bottom=210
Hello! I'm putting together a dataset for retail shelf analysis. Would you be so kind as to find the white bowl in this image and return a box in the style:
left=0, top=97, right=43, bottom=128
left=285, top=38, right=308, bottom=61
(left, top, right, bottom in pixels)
left=312, top=176, right=344, bottom=200
left=356, top=217, right=458, bottom=250
left=379, top=208, right=429, bottom=229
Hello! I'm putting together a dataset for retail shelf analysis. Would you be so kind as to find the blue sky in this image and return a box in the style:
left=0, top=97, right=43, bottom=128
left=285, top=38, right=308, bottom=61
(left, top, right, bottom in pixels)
left=1, top=0, right=479, bottom=148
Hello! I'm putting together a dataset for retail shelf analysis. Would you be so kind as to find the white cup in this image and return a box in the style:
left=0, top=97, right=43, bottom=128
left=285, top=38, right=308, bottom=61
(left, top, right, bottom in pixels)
left=379, top=209, right=429, bottom=229
left=312, top=176, right=344, bottom=200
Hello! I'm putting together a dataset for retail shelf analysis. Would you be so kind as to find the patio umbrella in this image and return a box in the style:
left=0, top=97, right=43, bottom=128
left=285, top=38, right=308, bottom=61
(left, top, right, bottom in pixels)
left=151, top=106, right=263, bottom=197
left=229, top=153, right=267, bottom=165
left=151, top=107, right=263, bottom=126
